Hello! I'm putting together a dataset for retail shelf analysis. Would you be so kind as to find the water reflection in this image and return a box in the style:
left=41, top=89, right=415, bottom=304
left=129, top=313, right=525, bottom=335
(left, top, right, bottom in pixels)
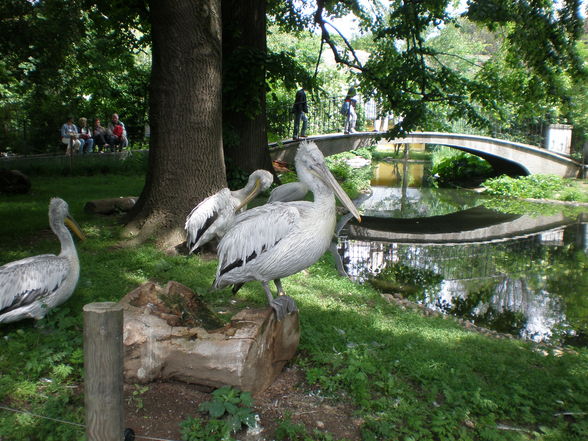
left=371, top=161, right=426, bottom=187
left=360, top=187, right=486, bottom=218
left=338, top=162, right=588, bottom=347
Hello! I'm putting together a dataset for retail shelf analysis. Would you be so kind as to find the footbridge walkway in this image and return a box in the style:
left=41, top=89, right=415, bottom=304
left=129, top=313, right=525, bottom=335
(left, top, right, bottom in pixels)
left=269, top=131, right=583, bottom=178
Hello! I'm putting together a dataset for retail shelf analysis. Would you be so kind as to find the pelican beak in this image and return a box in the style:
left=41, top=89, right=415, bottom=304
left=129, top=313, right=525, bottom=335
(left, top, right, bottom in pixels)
left=65, top=216, right=86, bottom=241
left=234, top=178, right=263, bottom=212
left=312, top=164, right=362, bottom=222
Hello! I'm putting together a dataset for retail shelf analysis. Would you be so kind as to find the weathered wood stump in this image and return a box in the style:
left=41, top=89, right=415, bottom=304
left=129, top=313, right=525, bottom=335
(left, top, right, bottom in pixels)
left=84, top=197, right=137, bottom=214
left=120, top=281, right=300, bottom=395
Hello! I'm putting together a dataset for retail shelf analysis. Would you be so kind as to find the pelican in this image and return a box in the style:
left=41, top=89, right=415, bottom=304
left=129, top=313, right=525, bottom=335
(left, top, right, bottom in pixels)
left=267, top=181, right=309, bottom=203
left=213, top=141, right=361, bottom=319
left=185, top=169, right=273, bottom=253
left=0, top=198, right=85, bottom=324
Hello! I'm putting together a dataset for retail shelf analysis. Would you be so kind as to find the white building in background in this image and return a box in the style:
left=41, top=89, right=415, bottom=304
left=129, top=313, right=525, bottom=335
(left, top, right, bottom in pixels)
left=545, top=124, right=573, bottom=156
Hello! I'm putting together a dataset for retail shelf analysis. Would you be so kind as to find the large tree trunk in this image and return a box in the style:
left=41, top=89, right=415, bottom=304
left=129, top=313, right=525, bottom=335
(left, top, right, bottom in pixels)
left=222, top=0, right=274, bottom=178
left=125, top=0, right=224, bottom=249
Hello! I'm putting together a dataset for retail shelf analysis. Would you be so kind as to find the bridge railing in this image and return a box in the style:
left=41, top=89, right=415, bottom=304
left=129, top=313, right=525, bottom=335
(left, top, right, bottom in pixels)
left=448, top=119, right=545, bottom=147
left=267, top=95, right=357, bottom=140
left=267, top=94, right=546, bottom=147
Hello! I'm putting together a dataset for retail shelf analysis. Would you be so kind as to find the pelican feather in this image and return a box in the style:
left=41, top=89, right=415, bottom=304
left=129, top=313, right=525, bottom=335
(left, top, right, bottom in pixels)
left=185, top=170, right=273, bottom=253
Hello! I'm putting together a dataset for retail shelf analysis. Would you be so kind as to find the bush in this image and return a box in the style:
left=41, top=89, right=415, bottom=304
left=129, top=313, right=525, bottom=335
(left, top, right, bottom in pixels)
left=0, top=151, right=148, bottom=177
left=431, top=147, right=494, bottom=187
left=482, top=174, right=572, bottom=200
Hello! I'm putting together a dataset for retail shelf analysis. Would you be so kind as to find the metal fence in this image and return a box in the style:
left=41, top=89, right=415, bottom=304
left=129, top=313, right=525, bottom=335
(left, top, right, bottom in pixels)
left=267, top=94, right=546, bottom=147
left=268, top=95, right=353, bottom=140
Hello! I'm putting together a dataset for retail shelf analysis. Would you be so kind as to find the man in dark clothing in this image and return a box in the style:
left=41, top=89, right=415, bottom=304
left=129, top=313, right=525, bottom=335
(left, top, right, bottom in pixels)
left=292, top=88, right=308, bottom=140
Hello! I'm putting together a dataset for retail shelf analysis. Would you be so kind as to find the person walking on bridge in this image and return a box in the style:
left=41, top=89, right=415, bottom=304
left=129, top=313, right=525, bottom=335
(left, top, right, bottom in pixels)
left=292, top=87, right=308, bottom=141
left=342, top=87, right=358, bottom=135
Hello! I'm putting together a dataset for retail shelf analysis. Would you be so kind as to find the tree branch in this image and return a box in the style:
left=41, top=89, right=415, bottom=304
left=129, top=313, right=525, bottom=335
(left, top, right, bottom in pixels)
left=313, top=0, right=364, bottom=71
left=430, top=51, right=484, bottom=69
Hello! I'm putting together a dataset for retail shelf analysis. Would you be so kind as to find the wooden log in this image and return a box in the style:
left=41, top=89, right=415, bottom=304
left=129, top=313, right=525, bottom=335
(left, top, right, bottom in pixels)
left=84, top=302, right=124, bottom=441
left=84, top=197, right=137, bottom=214
left=121, top=282, right=300, bottom=395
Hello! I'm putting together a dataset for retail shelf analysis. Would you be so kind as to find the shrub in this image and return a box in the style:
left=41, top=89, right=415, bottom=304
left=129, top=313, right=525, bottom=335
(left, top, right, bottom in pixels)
left=0, top=151, right=148, bottom=177
left=482, top=174, right=571, bottom=199
left=431, top=147, right=493, bottom=187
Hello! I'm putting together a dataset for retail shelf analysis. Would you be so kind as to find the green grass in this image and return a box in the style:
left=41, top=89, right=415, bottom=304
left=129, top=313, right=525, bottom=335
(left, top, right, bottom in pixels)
left=1, top=175, right=588, bottom=440
left=482, top=175, right=588, bottom=203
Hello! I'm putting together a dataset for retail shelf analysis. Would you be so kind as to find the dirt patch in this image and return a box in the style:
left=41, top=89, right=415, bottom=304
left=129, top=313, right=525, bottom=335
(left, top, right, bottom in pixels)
left=124, top=366, right=362, bottom=441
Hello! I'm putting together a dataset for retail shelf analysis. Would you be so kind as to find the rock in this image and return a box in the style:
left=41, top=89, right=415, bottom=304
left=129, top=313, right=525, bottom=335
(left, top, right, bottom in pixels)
left=380, top=293, right=396, bottom=303
left=84, top=197, right=137, bottom=214
left=344, top=156, right=371, bottom=168
left=120, top=281, right=300, bottom=395
left=0, top=169, right=31, bottom=194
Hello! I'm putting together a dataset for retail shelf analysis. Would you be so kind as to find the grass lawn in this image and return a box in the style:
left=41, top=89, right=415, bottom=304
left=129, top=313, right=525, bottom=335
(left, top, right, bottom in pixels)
left=1, top=174, right=587, bottom=440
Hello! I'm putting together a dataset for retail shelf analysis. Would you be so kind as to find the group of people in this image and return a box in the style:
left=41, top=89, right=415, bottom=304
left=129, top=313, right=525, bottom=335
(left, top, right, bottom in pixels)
left=291, top=86, right=359, bottom=140
left=60, top=113, right=129, bottom=155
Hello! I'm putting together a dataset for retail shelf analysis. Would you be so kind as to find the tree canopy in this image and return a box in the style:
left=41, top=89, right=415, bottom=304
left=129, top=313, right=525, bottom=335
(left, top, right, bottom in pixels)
left=1, top=1, right=585, bottom=153
left=0, top=0, right=585, bottom=245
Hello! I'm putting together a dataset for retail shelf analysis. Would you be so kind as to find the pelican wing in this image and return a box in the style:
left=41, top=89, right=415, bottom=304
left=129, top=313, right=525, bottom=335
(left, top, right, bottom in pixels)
left=185, top=188, right=236, bottom=253
left=215, top=202, right=302, bottom=281
left=0, top=255, right=69, bottom=314
left=268, top=182, right=309, bottom=203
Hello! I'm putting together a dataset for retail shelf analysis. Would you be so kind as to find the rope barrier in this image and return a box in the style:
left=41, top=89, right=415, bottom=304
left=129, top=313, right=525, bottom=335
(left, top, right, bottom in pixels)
left=0, top=405, right=183, bottom=441
left=0, top=405, right=84, bottom=429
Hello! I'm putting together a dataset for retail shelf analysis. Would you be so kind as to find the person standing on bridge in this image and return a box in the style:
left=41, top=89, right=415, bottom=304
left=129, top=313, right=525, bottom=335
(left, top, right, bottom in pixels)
left=292, top=87, right=308, bottom=141
left=342, top=87, right=357, bottom=135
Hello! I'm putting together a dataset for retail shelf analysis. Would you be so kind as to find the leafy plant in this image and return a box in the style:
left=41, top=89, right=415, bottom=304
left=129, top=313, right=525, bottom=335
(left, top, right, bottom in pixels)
left=274, top=414, right=335, bottom=440
left=325, top=154, right=373, bottom=199
left=188, top=386, right=256, bottom=437
left=0, top=151, right=149, bottom=177
left=482, top=197, right=587, bottom=218
left=127, top=384, right=149, bottom=412
left=431, top=147, right=494, bottom=187
left=180, top=417, right=234, bottom=441
left=482, top=174, right=588, bottom=202
left=274, top=150, right=373, bottom=199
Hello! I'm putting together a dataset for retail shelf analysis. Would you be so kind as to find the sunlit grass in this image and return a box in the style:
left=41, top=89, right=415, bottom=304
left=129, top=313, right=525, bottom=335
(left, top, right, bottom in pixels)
left=1, top=175, right=588, bottom=440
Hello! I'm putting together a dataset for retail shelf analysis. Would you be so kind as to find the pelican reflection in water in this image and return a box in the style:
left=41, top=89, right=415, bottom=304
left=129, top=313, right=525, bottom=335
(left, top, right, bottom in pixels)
left=214, top=141, right=361, bottom=319
left=0, top=198, right=85, bottom=324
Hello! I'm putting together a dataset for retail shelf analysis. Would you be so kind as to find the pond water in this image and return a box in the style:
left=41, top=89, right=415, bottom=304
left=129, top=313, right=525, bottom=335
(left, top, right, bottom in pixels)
left=338, top=160, right=588, bottom=347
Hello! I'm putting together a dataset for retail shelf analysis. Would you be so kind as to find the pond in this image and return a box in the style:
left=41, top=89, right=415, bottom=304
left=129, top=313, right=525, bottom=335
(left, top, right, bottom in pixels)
left=337, top=160, right=588, bottom=348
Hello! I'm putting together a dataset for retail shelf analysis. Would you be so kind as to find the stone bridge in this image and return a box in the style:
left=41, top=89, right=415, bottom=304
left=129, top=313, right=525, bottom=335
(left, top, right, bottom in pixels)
left=269, top=132, right=583, bottom=178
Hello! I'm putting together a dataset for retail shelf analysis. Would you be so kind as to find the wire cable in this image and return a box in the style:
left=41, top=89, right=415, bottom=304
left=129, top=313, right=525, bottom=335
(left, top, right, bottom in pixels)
left=0, top=405, right=183, bottom=441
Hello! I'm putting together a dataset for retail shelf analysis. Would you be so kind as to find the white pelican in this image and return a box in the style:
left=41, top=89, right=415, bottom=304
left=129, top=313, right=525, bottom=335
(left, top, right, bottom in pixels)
left=0, top=198, right=85, bottom=324
left=185, top=169, right=273, bottom=253
left=213, top=141, right=361, bottom=319
left=267, top=181, right=309, bottom=203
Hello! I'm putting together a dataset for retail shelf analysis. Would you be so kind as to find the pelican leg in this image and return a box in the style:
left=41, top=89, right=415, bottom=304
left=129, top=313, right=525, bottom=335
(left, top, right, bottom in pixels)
left=329, top=240, right=348, bottom=277
left=262, top=281, right=297, bottom=320
left=274, top=279, right=285, bottom=296
left=262, top=281, right=275, bottom=303
left=231, top=283, right=245, bottom=295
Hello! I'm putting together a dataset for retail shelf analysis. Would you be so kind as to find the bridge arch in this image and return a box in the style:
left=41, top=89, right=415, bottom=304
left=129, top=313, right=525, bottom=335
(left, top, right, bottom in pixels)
left=269, top=132, right=582, bottom=178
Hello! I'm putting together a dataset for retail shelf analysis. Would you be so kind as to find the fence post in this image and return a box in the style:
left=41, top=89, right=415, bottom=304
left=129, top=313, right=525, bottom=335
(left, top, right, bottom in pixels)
left=84, top=302, right=124, bottom=441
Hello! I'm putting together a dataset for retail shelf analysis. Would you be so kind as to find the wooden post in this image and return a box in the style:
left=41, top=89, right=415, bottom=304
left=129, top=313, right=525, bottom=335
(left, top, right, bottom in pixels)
left=84, top=302, right=124, bottom=441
